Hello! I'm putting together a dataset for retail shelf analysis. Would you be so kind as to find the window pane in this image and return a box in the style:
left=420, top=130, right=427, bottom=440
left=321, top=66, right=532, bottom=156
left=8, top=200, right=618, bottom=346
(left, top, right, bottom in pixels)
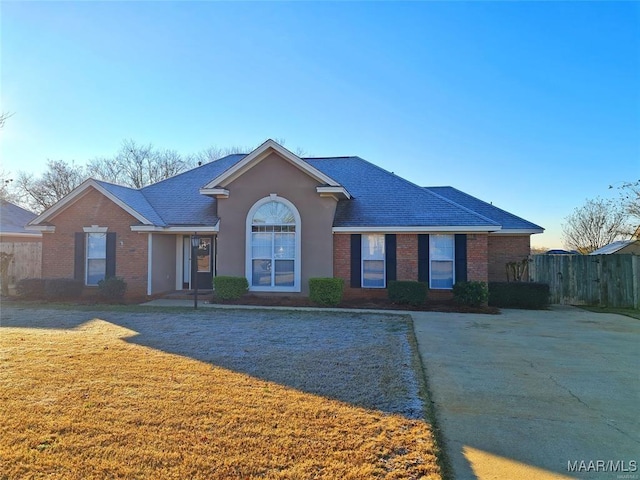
left=252, top=259, right=272, bottom=286
left=431, top=260, right=454, bottom=289
left=274, top=233, right=295, bottom=258
left=362, top=234, right=385, bottom=260
left=274, top=260, right=294, bottom=286
left=252, top=232, right=272, bottom=259
left=363, top=260, right=385, bottom=288
left=87, top=259, right=106, bottom=285
left=252, top=201, right=295, bottom=225
left=87, top=233, right=106, bottom=259
left=430, top=235, right=454, bottom=260
left=197, top=238, right=211, bottom=273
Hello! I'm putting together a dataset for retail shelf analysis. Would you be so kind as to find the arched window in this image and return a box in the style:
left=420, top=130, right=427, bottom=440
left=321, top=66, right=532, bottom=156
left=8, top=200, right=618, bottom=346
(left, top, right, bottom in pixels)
left=246, top=196, right=301, bottom=291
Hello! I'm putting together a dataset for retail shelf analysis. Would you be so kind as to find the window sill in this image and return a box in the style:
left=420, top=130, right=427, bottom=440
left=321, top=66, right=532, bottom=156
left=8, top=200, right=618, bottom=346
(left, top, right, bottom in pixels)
left=249, top=286, right=301, bottom=293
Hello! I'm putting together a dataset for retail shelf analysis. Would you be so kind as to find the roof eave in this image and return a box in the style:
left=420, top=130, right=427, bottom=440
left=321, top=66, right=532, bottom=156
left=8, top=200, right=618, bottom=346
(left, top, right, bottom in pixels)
left=491, top=228, right=544, bottom=235
left=332, top=226, right=502, bottom=233
left=131, top=224, right=219, bottom=233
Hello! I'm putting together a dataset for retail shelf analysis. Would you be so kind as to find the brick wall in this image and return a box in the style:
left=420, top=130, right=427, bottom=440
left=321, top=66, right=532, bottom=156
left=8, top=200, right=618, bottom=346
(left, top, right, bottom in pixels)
left=397, top=234, right=418, bottom=280
left=488, top=235, right=531, bottom=282
left=334, top=233, right=461, bottom=300
left=467, top=234, right=488, bottom=282
left=42, top=187, right=148, bottom=297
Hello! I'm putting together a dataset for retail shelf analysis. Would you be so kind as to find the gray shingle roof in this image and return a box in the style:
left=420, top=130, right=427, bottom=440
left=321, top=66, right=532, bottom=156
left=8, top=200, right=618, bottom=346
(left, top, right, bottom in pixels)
left=0, top=200, right=38, bottom=234
left=95, top=180, right=167, bottom=226
left=141, top=154, right=245, bottom=226
left=306, top=157, right=500, bottom=228
left=78, top=153, right=540, bottom=232
left=424, top=186, right=544, bottom=232
left=589, top=239, right=638, bottom=255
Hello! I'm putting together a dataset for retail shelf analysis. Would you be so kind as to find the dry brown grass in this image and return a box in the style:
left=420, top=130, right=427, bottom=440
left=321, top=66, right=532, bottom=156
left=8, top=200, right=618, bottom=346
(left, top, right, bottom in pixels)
left=0, top=316, right=442, bottom=479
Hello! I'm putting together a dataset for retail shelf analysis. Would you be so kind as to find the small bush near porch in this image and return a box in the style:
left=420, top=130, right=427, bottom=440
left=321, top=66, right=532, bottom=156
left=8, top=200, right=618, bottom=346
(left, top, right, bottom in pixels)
left=0, top=306, right=442, bottom=480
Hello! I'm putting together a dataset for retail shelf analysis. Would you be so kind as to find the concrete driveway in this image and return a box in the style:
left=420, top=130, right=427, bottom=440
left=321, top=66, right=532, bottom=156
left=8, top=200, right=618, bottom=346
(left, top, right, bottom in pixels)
left=412, top=306, right=639, bottom=480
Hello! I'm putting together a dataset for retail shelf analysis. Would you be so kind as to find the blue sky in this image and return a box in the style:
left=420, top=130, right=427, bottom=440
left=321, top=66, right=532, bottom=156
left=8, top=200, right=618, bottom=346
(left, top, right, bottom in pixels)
left=1, top=1, right=639, bottom=248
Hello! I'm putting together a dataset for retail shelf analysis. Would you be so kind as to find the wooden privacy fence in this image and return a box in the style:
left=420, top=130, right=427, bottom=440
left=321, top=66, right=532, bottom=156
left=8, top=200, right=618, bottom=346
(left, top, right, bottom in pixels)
left=529, top=254, right=640, bottom=308
left=0, top=242, right=42, bottom=286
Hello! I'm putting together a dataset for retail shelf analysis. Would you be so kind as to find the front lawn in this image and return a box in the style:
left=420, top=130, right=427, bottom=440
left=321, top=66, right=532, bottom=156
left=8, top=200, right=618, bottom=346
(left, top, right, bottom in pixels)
left=0, top=307, right=442, bottom=479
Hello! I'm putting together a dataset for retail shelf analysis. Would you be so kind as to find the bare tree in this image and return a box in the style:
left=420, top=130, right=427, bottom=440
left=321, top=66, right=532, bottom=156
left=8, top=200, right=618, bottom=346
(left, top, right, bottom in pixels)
left=0, top=170, right=18, bottom=203
left=87, top=139, right=195, bottom=188
left=0, top=112, right=14, bottom=129
left=611, top=180, right=640, bottom=226
left=14, top=160, right=87, bottom=213
left=187, top=144, right=252, bottom=166
left=562, top=197, right=632, bottom=253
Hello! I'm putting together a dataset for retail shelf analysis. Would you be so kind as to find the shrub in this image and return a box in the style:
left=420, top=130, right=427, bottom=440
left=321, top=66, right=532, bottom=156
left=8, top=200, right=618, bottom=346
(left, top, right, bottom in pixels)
left=488, top=282, right=550, bottom=309
left=98, top=276, right=128, bottom=302
left=42, top=278, right=84, bottom=300
left=213, top=276, right=249, bottom=301
left=309, top=278, right=344, bottom=306
left=388, top=281, right=427, bottom=306
left=16, top=278, right=46, bottom=299
left=453, top=281, right=488, bottom=307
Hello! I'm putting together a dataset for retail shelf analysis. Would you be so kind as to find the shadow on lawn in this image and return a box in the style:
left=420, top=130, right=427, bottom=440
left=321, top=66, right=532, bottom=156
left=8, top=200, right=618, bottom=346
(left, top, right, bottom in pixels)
left=1, top=306, right=425, bottom=419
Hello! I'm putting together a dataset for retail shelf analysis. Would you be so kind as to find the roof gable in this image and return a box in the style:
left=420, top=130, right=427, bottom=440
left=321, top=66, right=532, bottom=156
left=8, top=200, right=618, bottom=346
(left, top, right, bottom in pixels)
left=28, top=179, right=156, bottom=228
left=200, top=140, right=347, bottom=195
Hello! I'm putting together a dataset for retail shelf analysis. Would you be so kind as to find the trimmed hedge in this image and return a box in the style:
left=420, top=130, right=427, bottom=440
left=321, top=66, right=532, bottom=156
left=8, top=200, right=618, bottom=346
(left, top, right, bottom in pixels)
left=453, top=281, right=488, bottom=307
left=488, top=282, right=550, bottom=309
left=98, top=276, right=128, bottom=302
left=16, top=278, right=84, bottom=300
left=16, top=278, right=46, bottom=299
left=309, top=277, right=344, bottom=306
left=44, top=278, right=84, bottom=300
left=388, top=280, right=427, bottom=306
left=213, top=276, right=249, bottom=301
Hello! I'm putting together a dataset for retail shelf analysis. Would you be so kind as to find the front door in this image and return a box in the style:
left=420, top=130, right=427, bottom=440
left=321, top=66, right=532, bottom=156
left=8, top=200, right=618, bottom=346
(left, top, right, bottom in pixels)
left=183, top=236, right=214, bottom=290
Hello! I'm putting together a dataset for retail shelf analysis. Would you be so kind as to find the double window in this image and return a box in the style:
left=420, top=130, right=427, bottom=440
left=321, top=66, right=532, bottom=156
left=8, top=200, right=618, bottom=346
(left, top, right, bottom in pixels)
left=247, top=197, right=300, bottom=291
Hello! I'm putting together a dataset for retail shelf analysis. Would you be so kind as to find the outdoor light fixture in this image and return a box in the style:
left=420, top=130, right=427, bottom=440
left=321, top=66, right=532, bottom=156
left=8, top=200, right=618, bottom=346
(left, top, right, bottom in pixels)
left=191, top=234, right=200, bottom=309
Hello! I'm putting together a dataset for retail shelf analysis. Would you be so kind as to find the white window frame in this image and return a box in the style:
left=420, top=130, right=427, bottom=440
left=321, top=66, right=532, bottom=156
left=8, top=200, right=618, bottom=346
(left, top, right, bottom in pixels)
left=361, top=234, right=386, bottom=288
left=83, top=226, right=108, bottom=286
left=245, top=195, right=301, bottom=292
left=429, top=234, right=455, bottom=290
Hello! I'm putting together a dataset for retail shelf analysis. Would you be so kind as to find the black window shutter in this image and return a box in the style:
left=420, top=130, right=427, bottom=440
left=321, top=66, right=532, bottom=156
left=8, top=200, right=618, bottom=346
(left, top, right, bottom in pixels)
left=455, top=234, right=467, bottom=283
left=385, top=234, right=396, bottom=285
left=418, top=234, right=429, bottom=283
left=106, top=232, right=117, bottom=278
left=74, top=232, right=85, bottom=282
left=350, top=234, right=362, bottom=288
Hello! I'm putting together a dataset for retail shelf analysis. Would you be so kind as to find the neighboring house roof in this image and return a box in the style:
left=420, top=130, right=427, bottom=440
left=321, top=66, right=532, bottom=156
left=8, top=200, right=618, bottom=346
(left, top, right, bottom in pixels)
left=424, top=186, right=544, bottom=233
left=0, top=200, right=41, bottom=237
left=589, top=240, right=640, bottom=255
left=27, top=140, right=543, bottom=234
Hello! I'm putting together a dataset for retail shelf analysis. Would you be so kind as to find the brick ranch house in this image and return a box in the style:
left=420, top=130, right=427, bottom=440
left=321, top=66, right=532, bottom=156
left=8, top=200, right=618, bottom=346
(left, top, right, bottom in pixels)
left=27, top=139, right=543, bottom=299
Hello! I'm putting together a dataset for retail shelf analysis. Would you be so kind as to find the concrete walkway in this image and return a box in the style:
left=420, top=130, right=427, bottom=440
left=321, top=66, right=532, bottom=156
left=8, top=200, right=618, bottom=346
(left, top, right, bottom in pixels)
left=412, top=306, right=639, bottom=480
